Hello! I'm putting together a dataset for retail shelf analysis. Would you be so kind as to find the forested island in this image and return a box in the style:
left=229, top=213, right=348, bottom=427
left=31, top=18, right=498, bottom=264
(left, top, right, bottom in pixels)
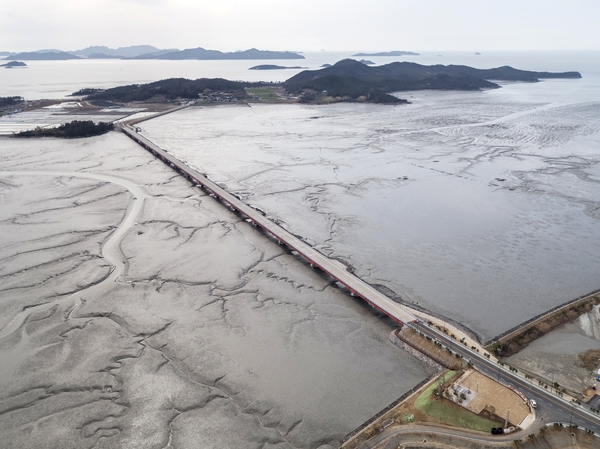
left=73, top=59, right=582, bottom=106
left=1, top=61, right=26, bottom=68
left=13, top=120, right=113, bottom=138
left=84, top=78, right=255, bottom=103
left=283, top=59, right=582, bottom=103
left=69, top=88, right=107, bottom=97
left=0, top=96, right=24, bottom=107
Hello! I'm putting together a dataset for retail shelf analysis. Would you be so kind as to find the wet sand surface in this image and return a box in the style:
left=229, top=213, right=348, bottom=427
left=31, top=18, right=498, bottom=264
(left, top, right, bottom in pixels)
left=0, top=133, right=434, bottom=448
left=140, top=84, right=600, bottom=342
left=507, top=305, right=600, bottom=394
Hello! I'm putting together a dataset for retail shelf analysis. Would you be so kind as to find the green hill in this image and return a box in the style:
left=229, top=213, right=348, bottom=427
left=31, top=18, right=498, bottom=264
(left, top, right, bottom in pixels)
left=84, top=78, right=256, bottom=102
left=284, top=59, right=581, bottom=104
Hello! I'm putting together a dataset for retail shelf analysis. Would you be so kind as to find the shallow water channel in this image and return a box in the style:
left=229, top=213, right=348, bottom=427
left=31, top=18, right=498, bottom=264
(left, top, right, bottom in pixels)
left=141, top=83, right=600, bottom=342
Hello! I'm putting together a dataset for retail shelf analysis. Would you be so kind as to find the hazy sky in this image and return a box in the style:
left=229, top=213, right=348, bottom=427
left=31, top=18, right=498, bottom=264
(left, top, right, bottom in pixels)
left=1, top=0, right=599, bottom=52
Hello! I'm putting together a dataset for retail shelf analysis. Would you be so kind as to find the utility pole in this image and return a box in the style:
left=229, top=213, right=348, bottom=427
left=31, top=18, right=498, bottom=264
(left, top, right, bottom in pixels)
left=505, top=408, right=510, bottom=429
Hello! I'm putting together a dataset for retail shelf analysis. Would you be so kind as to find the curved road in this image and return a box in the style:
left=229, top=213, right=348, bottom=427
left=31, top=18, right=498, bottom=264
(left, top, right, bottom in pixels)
left=407, top=322, right=600, bottom=435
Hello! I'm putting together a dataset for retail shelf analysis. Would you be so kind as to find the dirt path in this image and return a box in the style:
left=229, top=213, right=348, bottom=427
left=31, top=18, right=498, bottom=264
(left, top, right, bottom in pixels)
left=0, top=170, right=147, bottom=340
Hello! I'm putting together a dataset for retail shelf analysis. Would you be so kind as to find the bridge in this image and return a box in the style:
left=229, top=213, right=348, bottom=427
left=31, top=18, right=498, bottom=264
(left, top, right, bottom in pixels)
left=119, top=121, right=418, bottom=326
left=118, top=112, right=600, bottom=438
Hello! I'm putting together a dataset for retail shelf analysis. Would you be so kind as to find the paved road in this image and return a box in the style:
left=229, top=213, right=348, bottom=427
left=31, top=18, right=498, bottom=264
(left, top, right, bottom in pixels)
left=409, top=322, right=600, bottom=435
left=119, top=113, right=600, bottom=444
left=358, top=422, right=544, bottom=449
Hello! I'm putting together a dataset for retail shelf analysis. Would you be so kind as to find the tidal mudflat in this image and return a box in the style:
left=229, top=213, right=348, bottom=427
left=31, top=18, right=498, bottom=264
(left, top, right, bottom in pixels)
left=0, top=133, right=433, bottom=448
left=140, top=83, right=600, bottom=342
left=506, top=305, right=600, bottom=394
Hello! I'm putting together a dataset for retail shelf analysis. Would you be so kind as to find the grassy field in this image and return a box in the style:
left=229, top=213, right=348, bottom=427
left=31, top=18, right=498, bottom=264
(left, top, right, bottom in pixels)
left=245, top=87, right=282, bottom=102
left=414, top=371, right=499, bottom=432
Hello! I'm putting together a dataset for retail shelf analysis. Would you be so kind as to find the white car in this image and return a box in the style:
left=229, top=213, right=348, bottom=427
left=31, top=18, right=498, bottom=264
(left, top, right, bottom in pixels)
left=530, top=399, right=538, bottom=408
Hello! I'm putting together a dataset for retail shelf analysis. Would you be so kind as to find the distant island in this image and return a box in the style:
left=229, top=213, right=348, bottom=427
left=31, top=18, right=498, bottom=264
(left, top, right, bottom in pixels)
left=353, top=51, right=420, bottom=57
left=1, top=61, right=26, bottom=68
left=86, top=53, right=122, bottom=59
left=6, top=51, right=80, bottom=61
left=358, top=59, right=375, bottom=65
left=71, top=45, right=177, bottom=58
left=249, top=65, right=305, bottom=70
left=83, top=78, right=254, bottom=103
left=13, top=120, right=113, bottom=138
left=283, top=59, right=582, bottom=104
left=75, top=59, right=582, bottom=106
left=1, top=46, right=305, bottom=61
left=136, top=47, right=304, bottom=60
left=69, top=88, right=106, bottom=97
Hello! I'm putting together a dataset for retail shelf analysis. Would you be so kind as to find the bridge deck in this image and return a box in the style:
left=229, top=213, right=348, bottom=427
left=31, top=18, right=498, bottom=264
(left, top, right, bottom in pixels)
left=120, top=123, right=417, bottom=325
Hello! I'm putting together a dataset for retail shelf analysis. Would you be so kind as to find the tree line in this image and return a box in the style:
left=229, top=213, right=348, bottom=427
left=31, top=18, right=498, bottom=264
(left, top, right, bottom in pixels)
left=13, top=120, right=113, bottom=138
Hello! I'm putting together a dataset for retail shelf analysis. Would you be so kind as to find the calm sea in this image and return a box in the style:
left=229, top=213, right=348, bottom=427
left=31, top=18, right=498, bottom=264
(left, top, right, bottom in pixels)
left=2, top=51, right=599, bottom=100
left=2, top=50, right=599, bottom=341
left=134, top=51, right=600, bottom=341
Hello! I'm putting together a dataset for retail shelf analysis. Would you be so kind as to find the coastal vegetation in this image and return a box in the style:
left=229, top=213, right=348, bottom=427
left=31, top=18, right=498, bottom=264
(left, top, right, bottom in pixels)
left=69, top=88, right=105, bottom=96
left=285, top=59, right=582, bottom=95
left=412, top=373, right=499, bottom=432
left=293, top=73, right=408, bottom=104
left=284, top=59, right=582, bottom=105
left=71, top=59, right=582, bottom=106
left=0, top=96, right=23, bottom=107
left=13, top=120, right=113, bottom=138
left=83, top=78, right=253, bottom=102
left=579, top=349, right=600, bottom=371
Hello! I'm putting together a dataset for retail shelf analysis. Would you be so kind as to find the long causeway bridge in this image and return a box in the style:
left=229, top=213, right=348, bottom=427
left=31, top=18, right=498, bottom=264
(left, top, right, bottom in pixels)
left=119, top=121, right=418, bottom=326
left=118, top=110, right=600, bottom=440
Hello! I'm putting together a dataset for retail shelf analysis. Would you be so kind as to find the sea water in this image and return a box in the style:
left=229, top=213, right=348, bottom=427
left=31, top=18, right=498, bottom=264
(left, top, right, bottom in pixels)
left=2, top=50, right=599, bottom=99
left=136, top=51, right=600, bottom=342
left=2, top=51, right=599, bottom=342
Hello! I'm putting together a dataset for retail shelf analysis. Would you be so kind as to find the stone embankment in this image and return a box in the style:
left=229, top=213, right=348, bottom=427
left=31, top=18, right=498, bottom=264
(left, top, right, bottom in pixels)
left=487, top=290, right=600, bottom=357
left=390, top=330, right=445, bottom=371
left=340, top=375, right=437, bottom=447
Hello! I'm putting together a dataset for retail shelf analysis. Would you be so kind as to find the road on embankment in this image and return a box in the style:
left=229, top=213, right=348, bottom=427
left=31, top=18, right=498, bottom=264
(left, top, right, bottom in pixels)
left=119, top=108, right=600, bottom=440
left=408, top=322, right=600, bottom=435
